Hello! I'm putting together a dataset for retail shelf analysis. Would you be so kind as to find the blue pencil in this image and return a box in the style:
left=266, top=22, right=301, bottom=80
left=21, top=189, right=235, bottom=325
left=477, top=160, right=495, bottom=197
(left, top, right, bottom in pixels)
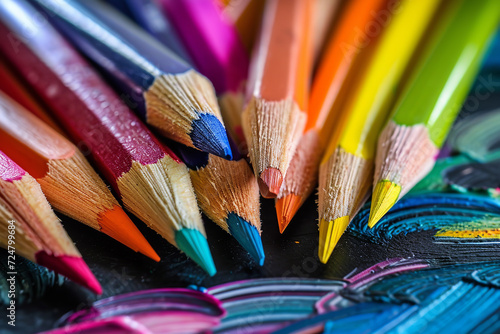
left=32, top=0, right=232, bottom=159
left=174, top=139, right=265, bottom=265
left=104, top=0, right=195, bottom=66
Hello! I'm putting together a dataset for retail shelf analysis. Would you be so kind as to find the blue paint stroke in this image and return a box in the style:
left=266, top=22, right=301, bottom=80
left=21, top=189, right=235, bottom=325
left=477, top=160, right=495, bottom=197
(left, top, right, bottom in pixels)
left=278, top=262, right=500, bottom=334
left=275, top=303, right=417, bottom=334
left=208, top=278, right=345, bottom=333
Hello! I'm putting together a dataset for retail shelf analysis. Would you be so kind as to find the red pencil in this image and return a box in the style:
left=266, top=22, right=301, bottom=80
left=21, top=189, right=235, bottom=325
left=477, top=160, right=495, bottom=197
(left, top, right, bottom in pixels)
left=0, top=91, right=159, bottom=261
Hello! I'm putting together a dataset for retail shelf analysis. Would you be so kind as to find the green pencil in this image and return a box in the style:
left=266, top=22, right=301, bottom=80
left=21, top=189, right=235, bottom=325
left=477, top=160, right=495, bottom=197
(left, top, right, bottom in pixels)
left=368, top=0, right=500, bottom=228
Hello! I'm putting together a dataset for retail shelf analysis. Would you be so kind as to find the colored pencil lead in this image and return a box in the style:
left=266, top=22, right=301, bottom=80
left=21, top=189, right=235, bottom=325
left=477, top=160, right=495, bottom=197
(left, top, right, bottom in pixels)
left=318, top=216, right=349, bottom=264
left=35, top=252, right=102, bottom=295
left=227, top=213, right=265, bottom=266
left=176, top=229, right=217, bottom=276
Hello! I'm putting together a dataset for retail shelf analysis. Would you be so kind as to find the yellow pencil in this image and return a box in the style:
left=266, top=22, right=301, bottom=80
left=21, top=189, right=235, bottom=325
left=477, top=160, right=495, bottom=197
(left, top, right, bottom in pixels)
left=318, top=0, right=440, bottom=263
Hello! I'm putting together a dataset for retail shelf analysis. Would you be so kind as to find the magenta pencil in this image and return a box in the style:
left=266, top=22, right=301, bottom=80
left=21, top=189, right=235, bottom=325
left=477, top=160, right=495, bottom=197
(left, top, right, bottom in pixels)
left=160, top=0, right=249, bottom=144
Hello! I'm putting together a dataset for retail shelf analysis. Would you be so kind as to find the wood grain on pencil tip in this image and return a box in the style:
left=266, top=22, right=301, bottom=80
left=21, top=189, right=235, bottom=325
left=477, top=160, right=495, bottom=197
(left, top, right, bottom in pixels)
left=0, top=0, right=215, bottom=275
left=159, top=0, right=249, bottom=147
left=275, top=0, right=385, bottom=232
left=369, top=0, right=500, bottom=228
left=0, top=91, right=160, bottom=262
left=242, top=0, right=314, bottom=198
left=318, top=0, right=440, bottom=263
left=34, top=0, right=232, bottom=159
left=176, top=143, right=264, bottom=265
left=0, top=150, right=101, bottom=294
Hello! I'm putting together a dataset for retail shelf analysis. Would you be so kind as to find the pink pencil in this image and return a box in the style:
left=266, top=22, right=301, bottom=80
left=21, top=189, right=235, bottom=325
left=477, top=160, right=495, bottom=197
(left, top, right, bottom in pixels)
left=0, top=150, right=101, bottom=294
left=160, top=0, right=249, bottom=144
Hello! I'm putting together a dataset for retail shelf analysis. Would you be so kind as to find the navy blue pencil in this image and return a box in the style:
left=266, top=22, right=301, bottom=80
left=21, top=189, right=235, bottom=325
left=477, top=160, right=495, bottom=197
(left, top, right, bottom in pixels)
left=104, top=0, right=195, bottom=66
left=32, top=0, right=232, bottom=159
left=174, top=138, right=265, bottom=266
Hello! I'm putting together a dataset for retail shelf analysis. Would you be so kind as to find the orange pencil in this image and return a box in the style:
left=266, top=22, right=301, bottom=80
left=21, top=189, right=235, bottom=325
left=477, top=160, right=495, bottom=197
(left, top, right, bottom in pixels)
left=242, top=0, right=315, bottom=198
left=0, top=57, right=61, bottom=132
left=0, top=91, right=159, bottom=261
left=0, top=150, right=101, bottom=294
left=276, top=0, right=388, bottom=232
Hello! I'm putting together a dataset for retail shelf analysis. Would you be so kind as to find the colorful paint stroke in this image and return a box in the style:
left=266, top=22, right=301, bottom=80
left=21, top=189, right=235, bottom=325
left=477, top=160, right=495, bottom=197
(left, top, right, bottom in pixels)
left=207, top=278, right=345, bottom=333
left=0, top=250, right=64, bottom=305
left=42, top=289, right=225, bottom=334
left=316, top=258, right=428, bottom=314
left=348, top=193, right=500, bottom=244
left=446, top=108, right=500, bottom=162
left=277, top=262, right=500, bottom=334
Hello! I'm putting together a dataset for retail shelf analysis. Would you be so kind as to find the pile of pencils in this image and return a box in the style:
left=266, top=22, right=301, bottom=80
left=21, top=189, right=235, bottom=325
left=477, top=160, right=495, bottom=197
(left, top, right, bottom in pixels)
left=0, top=0, right=498, bottom=293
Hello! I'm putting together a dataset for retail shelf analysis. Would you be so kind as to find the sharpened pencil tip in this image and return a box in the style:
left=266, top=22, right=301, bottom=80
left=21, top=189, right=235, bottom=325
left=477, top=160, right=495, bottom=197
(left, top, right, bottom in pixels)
left=276, top=194, right=303, bottom=233
left=258, top=168, right=283, bottom=198
left=35, top=251, right=102, bottom=294
left=190, top=113, right=232, bottom=159
left=98, top=205, right=160, bottom=262
left=175, top=228, right=217, bottom=276
left=318, top=216, right=349, bottom=264
left=368, top=180, right=401, bottom=228
left=227, top=213, right=265, bottom=266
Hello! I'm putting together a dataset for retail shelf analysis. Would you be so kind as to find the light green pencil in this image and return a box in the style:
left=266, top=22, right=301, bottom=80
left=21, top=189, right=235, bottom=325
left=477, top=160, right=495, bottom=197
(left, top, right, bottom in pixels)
left=368, top=0, right=500, bottom=228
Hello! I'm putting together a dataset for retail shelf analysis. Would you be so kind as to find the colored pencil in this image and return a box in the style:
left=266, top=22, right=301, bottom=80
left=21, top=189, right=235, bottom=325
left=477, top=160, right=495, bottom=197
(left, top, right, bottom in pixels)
left=368, top=0, right=500, bottom=228
left=242, top=0, right=315, bottom=198
left=275, top=0, right=388, bottom=233
left=0, top=91, right=159, bottom=262
left=0, top=150, right=101, bottom=294
left=0, top=57, right=61, bottom=132
left=159, top=0, right=249, bottom=147
left=32, top=0, right=232, bottom=160
left=223, top=0, right=265, bottom=55
left=175, top=142, right=265, bottom=265
left=104, top=0, right=194, bottom=65
left=317, top=0, right=440, bottom=263
left=0, top=0, right=216, bottom=275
